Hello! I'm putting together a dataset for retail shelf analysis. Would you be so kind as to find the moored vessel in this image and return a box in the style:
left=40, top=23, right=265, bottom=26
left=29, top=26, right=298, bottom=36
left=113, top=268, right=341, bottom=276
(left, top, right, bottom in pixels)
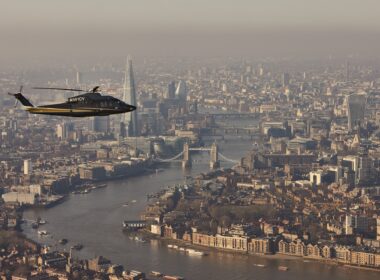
left=163, top=276, right=184, bottom=280
left=150, top=271, right=163, bottom=277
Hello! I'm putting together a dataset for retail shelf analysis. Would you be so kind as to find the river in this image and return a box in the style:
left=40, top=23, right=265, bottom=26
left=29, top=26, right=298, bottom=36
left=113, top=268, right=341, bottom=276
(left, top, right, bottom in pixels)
left=22, top=140, right=379, bottom=280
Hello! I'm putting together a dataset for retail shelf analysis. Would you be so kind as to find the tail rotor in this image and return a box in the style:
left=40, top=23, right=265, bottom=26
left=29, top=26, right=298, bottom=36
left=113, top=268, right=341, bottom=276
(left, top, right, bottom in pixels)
left=8, top=86, right=33, bottom=108
left=8, top=85, right=23, bottom=107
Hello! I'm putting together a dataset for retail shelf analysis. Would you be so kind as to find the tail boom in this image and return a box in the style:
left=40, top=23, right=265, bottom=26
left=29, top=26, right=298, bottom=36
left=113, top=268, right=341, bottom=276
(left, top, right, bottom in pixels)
left=8, top=92, right=34, bottom=107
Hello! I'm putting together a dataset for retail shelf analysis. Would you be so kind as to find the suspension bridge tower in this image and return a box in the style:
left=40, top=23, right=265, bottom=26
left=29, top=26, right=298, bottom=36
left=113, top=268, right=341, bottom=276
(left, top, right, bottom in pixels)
left=182, top=142, right=192, bottom=169
left=209, top=142, right=220, bottom=169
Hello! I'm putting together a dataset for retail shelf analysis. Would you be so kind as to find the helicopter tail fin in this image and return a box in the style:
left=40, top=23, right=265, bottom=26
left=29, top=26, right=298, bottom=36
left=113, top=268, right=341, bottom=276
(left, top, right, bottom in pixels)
left=8, top=92, right=34, bottom=107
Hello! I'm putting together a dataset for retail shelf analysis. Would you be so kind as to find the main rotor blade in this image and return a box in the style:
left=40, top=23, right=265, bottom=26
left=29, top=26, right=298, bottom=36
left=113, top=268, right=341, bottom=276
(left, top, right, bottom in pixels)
left=19, top=85, right=23, bottom=93
left=32, top=87, right=85, bottom=92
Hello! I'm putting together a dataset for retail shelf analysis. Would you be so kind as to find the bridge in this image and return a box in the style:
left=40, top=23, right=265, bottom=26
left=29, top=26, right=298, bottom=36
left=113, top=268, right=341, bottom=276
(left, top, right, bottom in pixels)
left=200, top=112, right=259, bottom=119
left=155, top=143, right=239, bottom=169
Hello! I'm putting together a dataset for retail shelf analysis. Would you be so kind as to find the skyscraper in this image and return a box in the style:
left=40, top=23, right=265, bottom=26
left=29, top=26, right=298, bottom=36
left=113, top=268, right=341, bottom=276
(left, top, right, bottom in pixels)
left=121, top=56, right=138, bottom=137
left=282, top=72, right=290, bottom=87
left=56, top=122, right=74, bottom=140
left=165, top=81, right=176, bottom=99
left=175, top=80, right=187, bottom=100
left=76, top=71, right=82, bottom=85
left=347, top=93, right=366, bottom=132
left=93, top=116, right=110, bottom=133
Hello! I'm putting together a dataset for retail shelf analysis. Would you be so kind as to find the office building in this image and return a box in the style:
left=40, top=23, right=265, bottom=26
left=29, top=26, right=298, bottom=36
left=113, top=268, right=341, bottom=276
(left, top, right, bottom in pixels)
left=165, top=81, right=176, bottom=99
left=347, top=93, right=366, bottom=131
left=56, top=122, right=74, bottom=140
left=282, top=72, right=290, bottom=87
left=345, top=214, right=370, bottom=235
left=175, top=80, right=187, bottom=100
left=2, top=192, right=37, bottom=205
left=76, top=71, right=82, bottom=85
left=93, top=116, right=110, bottom=133
left=121, top=56, right=138, bottom=137
left=23, top=159, right=32, bottom=175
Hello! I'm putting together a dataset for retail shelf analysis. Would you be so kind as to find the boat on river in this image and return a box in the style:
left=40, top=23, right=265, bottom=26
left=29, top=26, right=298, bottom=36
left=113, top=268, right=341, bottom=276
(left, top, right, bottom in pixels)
left=278, top=266, right=289, bottom=271
left=59, top=238, right=68, bottom=245
left=71, top=244, right=83, bottom=250
left=134, top=236, right=146, bottom=243
left=163, top=276, right=184, bottom=280
left=150, top=271, right=163, bottom=277
left=186, top=248, right=207, bottom=256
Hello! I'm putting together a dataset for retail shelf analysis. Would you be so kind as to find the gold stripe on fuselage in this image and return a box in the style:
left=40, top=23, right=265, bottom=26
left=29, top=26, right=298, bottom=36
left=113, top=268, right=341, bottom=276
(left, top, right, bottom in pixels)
left=27, top=107, right=118, bottom=113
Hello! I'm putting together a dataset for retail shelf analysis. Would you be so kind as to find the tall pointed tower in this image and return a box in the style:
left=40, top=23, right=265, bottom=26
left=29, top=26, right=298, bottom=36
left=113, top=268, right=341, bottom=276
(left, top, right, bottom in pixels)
left=121, top=56, right=138, bottom=137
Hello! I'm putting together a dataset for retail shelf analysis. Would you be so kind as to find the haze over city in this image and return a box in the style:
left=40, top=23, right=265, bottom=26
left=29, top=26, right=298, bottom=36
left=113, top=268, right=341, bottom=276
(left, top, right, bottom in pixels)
left=1, top=0, right=380, bottom=66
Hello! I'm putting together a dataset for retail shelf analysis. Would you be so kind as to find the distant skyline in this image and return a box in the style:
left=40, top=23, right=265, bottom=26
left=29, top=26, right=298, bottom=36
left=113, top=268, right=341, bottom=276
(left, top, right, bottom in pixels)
left=1, top=0, right=380, bottom=66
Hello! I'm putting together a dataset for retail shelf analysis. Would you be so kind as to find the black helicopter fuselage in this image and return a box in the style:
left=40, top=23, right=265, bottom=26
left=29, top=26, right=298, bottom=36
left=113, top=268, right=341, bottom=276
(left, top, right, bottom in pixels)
left=21, top=92, right=136, bottom=117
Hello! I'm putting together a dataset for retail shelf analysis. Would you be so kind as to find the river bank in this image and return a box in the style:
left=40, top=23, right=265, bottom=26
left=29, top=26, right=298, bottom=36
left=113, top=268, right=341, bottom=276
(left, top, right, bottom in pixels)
left=22, top=141, right=380, bottom=280
left=127, top=229, right=380, bottom=273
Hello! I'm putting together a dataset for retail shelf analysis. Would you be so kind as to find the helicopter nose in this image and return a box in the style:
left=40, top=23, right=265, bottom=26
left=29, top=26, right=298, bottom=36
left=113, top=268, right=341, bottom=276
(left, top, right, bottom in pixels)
left=125, top=104, right=136, bottom=112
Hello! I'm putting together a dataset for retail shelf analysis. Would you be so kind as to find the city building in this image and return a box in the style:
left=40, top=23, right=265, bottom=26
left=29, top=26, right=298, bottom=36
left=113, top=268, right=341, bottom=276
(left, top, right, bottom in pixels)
left=93, top=116, right=110, bottom=133
left=345, top=214, right=372, bottom=235
left=248, top=238, right=275, bottom=255
left=347, top=93, right=366, bottom=132
left=76, top=71, right=82, bottom=85
left=165, top=81, right=176, bottom=99
left=23, top=159, right=32, bottom=175
left=2, top=192, right=37, bottom=205
left=56, top=122, right=74, bottom=140
left=121, top=56, right=138, bottom=137
left=282, top=72, right=290, bottom=87
left=175, top=80, right=187, bottom=100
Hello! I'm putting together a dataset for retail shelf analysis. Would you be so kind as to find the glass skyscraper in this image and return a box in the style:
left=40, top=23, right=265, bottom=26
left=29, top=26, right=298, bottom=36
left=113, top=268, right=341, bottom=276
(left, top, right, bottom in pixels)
left=347, top=93, right=366, bottom=132
left=121, top=56, right=138, bottom=137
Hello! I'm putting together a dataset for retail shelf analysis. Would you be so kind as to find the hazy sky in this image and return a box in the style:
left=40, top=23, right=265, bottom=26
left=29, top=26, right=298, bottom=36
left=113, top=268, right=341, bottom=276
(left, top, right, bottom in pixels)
left=2, top=0, right=380, bottom=30
left=1, top=0, right=380, bottom=65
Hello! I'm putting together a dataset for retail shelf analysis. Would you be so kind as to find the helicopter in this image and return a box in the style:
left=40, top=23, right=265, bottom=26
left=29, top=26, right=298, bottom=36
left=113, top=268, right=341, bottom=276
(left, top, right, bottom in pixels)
left=8, top=86, right=136, bottom=117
